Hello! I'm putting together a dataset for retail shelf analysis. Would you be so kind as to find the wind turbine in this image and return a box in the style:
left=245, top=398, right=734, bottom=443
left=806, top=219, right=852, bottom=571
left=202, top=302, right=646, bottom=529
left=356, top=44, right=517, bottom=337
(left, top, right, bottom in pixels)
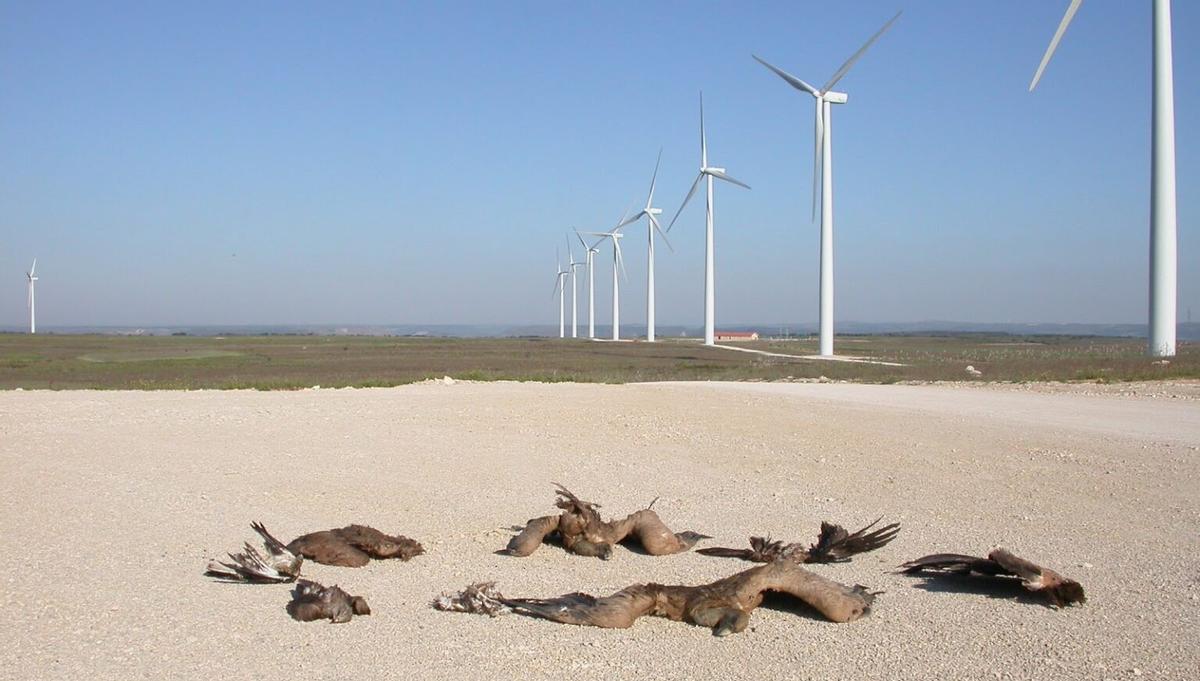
left=615, top=151, right=672, bottom=342
left=26, top=258, right=38, bottom=334
left=667, top=93, right=751, bottom=346
left=754, top=11, right=901, bottom=357
left=575, top=230, right=601, bottom=338
left=567, top=236, right=586, bottom=339
left=1029, top=0, right=1178, bottom=358
left=553, top=253, right=568, bottom=339
left=581, top=230, right=627, bottom=340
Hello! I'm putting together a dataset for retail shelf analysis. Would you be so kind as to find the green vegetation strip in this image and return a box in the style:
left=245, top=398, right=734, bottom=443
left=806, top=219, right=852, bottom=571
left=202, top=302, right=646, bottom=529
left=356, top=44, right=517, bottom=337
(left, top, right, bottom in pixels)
left=0, top=333, right=1194, bottom=390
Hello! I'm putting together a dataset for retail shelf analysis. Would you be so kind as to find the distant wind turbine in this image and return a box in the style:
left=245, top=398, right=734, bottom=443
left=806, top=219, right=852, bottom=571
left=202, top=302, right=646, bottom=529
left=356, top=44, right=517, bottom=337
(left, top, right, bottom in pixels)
left=1028, top=0, right=1178, bottom=358
left=553, top=252, right=569, bottom=339
left=616, top=151, right=671, bottom=342
left=754, top=10, right=901, bottom=357
left=581, top=230, right=627, bottom=340
left=667, top=93, right=750, bottom=346
left=567, top=237, right=586, bottom=339
left=26, top=258, right=38, bottom=334
left=575, top=230, right=601, bottom=339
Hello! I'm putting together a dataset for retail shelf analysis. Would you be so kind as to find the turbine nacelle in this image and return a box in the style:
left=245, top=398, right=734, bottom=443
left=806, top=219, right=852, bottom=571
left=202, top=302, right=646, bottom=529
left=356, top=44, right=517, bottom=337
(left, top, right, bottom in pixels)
left=616, top=152, right=673, bottom=252
left=821, top=91, right=848, bottom=104
left=667, top=95, right=750, bottom=233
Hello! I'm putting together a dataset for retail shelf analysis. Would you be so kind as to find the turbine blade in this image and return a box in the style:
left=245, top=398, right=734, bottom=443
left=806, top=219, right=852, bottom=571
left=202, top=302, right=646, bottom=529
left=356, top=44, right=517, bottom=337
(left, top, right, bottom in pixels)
left=614, top=239, right=628, bottom=282
left=753, top=55, right=818, bottom=95
left=821, top=10, right=902, bottom=93
left=647, top=148, right=662, bottom=208
left=611, top=204, right=634, bottom=231
left=30, top=258, right=37, bottom=277
left=700, top=91, right=708, bottom=169
left=707, top=169, right=750, bottom=190
left=667, top=173, right=704, bottom=233
left=650, top=214, right=673, bottom=253
left=1029, top=0, right=1083, bottom=92
left=575, top=229, right=589, bottom=250
left=813, top=99, right=824, bottom=222
left=615, top=212, right=642, bottom=230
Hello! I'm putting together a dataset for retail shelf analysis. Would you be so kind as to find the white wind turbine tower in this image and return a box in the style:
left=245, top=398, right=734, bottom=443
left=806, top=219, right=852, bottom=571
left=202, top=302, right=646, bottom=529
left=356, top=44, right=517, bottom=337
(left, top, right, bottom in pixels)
left=615, top=151, right=672, bottom=342
left=575, top=230, right=601, bottom=338
left=26, top=258, right=38, bottom=334
left=553, top=253, right=569, bottom=339
left=667, top=93, right=751, bottom=346
left=754, top=11, right=901, bottom=357
left=1029, top=0, right=1179, bottom=358
left=581, top=230, right=627, bottom=340
left=567, top=237, right=586, bottom=338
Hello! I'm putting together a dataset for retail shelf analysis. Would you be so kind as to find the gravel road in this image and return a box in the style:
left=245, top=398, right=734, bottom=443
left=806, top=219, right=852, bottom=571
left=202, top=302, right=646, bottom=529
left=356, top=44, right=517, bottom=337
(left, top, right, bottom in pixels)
left=1, top=381, right=1196, bottom=680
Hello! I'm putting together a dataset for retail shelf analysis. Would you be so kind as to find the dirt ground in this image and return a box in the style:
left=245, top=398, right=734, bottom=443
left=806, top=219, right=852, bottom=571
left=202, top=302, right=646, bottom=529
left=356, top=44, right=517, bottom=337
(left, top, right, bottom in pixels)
left=1, top=381, right=1197, bottom=680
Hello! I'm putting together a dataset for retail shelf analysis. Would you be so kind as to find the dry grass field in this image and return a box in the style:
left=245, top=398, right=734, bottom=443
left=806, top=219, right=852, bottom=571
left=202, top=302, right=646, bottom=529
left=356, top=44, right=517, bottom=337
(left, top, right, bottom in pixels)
left=0, top=333, right=1196, bottom=390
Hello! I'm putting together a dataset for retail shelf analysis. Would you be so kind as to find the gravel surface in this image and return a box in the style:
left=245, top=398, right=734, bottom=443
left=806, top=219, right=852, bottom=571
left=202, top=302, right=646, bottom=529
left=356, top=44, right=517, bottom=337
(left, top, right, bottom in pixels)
left=1, top=381, right=1197, bottom=680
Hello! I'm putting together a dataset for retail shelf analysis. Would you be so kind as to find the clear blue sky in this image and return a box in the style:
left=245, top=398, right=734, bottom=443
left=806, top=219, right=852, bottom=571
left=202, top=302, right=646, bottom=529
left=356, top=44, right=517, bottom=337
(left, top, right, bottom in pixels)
left=1, top=0, right=1196, bottom=328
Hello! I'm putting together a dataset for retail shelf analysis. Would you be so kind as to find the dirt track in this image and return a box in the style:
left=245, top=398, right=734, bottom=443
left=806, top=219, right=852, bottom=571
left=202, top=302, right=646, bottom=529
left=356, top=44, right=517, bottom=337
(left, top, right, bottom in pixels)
left=1, top=381, right=1197, bottom=680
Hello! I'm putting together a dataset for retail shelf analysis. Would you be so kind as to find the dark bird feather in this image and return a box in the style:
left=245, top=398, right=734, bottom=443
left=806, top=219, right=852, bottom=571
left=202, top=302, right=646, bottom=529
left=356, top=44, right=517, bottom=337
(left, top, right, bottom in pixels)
left=287, top=580, right=371, bottom=623
left=698, top=518, right=900, bottom=564
left=287, top=525, right=424, bottom=568
left=899, top=547, right=1086, bottom=608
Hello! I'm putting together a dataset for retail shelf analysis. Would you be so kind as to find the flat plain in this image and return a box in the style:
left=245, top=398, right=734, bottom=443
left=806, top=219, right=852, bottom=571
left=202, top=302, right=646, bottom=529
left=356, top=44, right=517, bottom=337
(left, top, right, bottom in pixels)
left=1, top=379, right=1197, bottom=680
left=1, top=333, right=1197, bottom=389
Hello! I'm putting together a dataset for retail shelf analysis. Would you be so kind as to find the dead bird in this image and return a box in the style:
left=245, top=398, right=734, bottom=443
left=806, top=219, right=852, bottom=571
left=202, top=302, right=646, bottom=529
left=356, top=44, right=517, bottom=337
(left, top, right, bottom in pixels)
left=435, top=559, right=876, bottom=636
left=433, top=582, right=512, bottom=617
left=287, top=579, right=371, bottom=623
left=206, top=522, right=303, bottom=583
left=504, top=484, right=710, bottom=559
left=898, top=548, right=1086, bottom=607
left=287, top=525, right=424, bottom=568
left=698, top=518, right=900, bottom=564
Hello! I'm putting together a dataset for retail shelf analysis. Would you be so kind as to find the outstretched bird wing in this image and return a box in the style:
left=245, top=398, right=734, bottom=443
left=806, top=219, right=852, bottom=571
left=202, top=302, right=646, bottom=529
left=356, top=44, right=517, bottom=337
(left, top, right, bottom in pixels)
left=988, top=548, right=1087, bottom=607
left=734, top=560, right=877, bottom=624
left=504, top=515, right=560, bottom=557
left=503, top=586, right=660, bottom=629
left=806, top=518, right=901, bottom=563
left=206, top=522, right=302, bottom=583
left=437, top=563, right=876, bottom=634
left=251, top=521, right=290, bottom=559
left=898, top=548, right=1086, bottom=607
left=605, top=508, right=710, bottom=555
left=699, top=519, right=899, bottom=563
left=697, top=535, right=788, bottom=562
left=206, top=543, right=296, bottom=583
